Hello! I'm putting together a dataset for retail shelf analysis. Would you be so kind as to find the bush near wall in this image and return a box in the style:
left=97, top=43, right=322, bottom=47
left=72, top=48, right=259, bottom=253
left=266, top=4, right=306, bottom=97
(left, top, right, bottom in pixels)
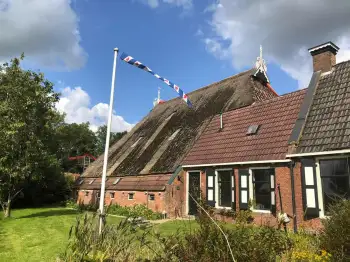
left=320, top=200, right=350, bottom=262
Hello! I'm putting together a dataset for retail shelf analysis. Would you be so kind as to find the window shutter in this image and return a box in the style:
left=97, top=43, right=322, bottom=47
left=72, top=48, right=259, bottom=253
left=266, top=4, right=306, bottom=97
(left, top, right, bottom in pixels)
left=301, top=158, right=319, bottom=219
left=206, top=168, right=215, bottom=207
left=239, top=169, right=249, bottom=210
left=231, top=171, right=236, bottom=210
left=270, top=170, right=276, bottom=214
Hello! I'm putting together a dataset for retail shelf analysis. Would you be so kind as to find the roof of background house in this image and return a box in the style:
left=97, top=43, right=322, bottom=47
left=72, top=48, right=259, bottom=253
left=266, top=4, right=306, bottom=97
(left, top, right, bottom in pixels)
left=77, top=174, right=172, bottom=191
left=82, top=69, right=277, bottom=178
left=182, top=89, right=306, bottom=166
left=296, top=60, right=350, bottom=153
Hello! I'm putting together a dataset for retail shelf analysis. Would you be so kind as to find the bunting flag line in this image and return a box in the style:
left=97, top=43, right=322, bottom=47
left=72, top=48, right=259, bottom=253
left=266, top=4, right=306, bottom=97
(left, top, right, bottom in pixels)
left=120, top=52, right=192, bottom=107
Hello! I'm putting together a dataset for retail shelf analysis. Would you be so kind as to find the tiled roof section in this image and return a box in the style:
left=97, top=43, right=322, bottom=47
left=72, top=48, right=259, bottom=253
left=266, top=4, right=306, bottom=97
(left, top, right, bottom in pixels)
left=77, top=174, right=172, bottom=191
left=83, top=69, right=277, bottom=177
left=183, top=89, right=306, bottom=165
left=297, top=60, right=350, bottom=153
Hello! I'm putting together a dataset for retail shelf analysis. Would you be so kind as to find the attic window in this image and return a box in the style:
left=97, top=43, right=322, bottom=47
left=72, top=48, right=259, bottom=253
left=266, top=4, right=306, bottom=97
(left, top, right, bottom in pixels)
left=89, top=179, right=95, bottom=185
left=78, top=179, right=84, bottom=185
left=113, top=178, right=121, bottom=185
left=247, top=125, right=260, bottom=135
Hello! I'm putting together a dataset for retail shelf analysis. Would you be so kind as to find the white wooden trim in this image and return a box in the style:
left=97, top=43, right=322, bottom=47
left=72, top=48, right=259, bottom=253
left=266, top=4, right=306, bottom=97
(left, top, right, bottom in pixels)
left=186, top=170, right=201, bottom=215
left=287, top=149, right=350, bottom=158
left=215, top=169, right=233, bottom=209
left=249, top=168, right=274, bottom=214
left=183, top=160, right=290, bottom=168
left=315, top=155, right=349, bottom=218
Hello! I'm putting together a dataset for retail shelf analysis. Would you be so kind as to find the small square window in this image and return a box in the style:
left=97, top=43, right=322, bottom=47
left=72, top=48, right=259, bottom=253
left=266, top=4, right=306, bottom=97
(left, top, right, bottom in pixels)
left=149, top=194, right=155, bottom=201
left=85, top=191, right=89, bottom=197
left=110, top=192, right=115, bottom=199
left=128, top=193, right=134, bottom=200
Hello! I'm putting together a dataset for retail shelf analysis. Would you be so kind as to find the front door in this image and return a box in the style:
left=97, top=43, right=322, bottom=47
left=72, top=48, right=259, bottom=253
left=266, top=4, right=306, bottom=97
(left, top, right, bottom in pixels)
left=188, top=172, right=200, bottom=215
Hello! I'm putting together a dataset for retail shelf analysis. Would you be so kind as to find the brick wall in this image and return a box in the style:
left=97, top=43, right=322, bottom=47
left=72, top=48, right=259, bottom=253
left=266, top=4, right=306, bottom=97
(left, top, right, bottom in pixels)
left=193, top=164, right=322, bottom=231
left=312, top=51, right=336, bottom=72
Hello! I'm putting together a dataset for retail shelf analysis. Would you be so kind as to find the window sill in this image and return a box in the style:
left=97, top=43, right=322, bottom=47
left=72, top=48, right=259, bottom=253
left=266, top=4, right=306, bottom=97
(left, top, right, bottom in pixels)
left=252, top=209, right=271, bottom=214
left=215, top=206, right=232, bottom=210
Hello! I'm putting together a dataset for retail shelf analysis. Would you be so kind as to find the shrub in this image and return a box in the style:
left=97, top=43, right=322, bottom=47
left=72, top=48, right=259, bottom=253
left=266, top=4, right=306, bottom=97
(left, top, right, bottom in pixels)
left=320, top=200, right=350, bottom=261
left=59, top=213, right=149, bottom=261
left=107, top=204, right=162, bottom=220
left=151, top=211, right=292, bottom=262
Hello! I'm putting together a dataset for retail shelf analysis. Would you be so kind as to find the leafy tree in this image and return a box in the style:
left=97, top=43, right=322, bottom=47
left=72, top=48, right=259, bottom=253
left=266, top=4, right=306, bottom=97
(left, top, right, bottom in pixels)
left=56, top=122, right=97, bottom=173
left=0, top=55, right=64, bottom=217
left=95, top=125, right=127, bottom=156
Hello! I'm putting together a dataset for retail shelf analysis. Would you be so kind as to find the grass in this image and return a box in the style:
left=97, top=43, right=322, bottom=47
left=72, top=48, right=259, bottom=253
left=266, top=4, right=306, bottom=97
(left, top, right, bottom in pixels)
left=0, top=207, right=198, bottom=262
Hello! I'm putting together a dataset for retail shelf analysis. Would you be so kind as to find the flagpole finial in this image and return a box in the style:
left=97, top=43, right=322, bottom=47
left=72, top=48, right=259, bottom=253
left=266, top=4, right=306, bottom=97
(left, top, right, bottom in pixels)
left=114, top=48, right=119, bottom=52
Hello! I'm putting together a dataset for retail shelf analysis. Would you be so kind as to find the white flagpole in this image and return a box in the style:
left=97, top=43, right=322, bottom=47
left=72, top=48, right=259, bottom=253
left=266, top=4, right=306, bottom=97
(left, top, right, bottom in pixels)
left=99, top=47, right=119, bottom=234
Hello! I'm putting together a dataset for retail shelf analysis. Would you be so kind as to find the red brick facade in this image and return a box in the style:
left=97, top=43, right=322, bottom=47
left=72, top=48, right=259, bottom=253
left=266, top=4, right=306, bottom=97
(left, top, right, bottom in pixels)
left=184, top=163, right=323, bottom=231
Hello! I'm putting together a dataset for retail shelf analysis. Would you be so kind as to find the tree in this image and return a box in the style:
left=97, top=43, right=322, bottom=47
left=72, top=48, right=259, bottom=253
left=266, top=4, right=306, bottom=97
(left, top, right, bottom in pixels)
left=95, top=125, right=127, bottom=156
left=56, top=122, right=97, bottom=173
left=0, top=55, right=64, bottom=217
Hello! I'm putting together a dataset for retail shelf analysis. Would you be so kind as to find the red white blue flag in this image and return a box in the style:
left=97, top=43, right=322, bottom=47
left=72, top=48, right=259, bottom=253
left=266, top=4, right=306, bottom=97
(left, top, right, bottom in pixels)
left=120, top=52, right=192, bottom=107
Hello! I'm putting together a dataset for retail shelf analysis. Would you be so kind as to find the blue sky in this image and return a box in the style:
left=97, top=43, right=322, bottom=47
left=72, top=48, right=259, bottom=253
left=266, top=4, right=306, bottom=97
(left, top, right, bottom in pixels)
left=1, top=0, right=350, bottom=131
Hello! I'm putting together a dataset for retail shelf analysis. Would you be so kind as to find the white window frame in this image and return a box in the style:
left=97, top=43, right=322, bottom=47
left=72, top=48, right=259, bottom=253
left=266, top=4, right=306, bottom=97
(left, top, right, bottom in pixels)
left=128, top=192, right=135, bottom=200
left=315, top=155, right=350, bottom=218
left=148, top=193, right=155, bottom=201
left=215, top=168, right=233, bottom=209
left=110, top=191, right=115, bottom=199
left=186, top=170, right=201, bottom=215
left=249, top=167, right=272, bottom=214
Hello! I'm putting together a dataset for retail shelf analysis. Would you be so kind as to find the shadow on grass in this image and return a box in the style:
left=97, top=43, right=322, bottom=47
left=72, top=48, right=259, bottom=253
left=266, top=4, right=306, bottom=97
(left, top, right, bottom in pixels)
left=19, top=209, right=78, bottom=219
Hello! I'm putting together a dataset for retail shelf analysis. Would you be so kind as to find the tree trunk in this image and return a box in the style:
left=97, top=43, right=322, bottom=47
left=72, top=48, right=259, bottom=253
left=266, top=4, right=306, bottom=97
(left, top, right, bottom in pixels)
left=4, top=199, right=11, bottom=218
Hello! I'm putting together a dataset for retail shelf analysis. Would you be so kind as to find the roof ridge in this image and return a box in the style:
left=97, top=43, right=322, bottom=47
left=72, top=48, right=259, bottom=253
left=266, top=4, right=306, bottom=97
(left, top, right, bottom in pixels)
left=334, top=59, right=350, bottom=67
left=221, top=88, right=307, bottom=116
left=156, top=68, right=255, bottom=105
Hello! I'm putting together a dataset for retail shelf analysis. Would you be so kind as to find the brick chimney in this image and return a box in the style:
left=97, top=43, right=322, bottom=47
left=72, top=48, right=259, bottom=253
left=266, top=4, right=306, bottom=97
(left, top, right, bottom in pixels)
left=308, top=41, right=339, bottom=73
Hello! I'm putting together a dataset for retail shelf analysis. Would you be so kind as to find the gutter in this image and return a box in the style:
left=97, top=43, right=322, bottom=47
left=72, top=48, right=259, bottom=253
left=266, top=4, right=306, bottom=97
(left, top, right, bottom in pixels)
left=183, top=159, right=291, bottom=168
left=287, top=149, right=350, bottom=158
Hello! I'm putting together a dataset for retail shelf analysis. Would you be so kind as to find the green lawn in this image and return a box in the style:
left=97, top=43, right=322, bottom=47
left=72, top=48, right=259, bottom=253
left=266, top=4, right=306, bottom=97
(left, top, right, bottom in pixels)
left=0, top=207, right=197, bottom=262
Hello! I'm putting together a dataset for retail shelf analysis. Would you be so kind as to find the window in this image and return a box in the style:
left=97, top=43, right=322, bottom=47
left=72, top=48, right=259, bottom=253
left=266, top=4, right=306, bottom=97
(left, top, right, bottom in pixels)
left=320, top=158, right=350, bottom=215
left=78, top=179, right=84, bottom=185
left=252, top=169, right=273, bottom=210
left=128, top=193, right=134, bottom=200
left=217, top=170, right=232, bottom=207
left=85, top=191, right=89, bottom=197
left=149, top=194, right=155, bottom=201
left=96, top=191, right=100, bottom=199
left=89, top=179, right=94, bottom=185
left=110, top=192, right=115, bottom=199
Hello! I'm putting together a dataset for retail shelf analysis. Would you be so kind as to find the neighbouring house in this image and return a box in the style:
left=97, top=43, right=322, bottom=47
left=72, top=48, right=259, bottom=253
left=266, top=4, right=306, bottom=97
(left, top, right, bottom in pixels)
left=287, top=41, right=350, bottom=229
left=183, top=41, right=350, bottom=231
left=76, top=48, right=277, bottom=217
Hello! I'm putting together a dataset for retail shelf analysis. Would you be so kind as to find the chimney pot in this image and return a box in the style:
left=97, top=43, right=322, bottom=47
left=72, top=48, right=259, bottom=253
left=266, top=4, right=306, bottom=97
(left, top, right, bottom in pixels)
left=308, top=41, right=339, bottom=73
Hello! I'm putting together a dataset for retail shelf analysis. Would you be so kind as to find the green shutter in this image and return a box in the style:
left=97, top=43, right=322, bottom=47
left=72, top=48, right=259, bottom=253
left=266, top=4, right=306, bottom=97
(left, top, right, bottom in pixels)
left=301, top=158, right=319, bottom=219
left=206, top=168, right=215, bottom=207
left=270, top=169, right=276, bottom=214
left=231, top=171, right=236, bottom=210
left=239, top=169, right=249, bottom=210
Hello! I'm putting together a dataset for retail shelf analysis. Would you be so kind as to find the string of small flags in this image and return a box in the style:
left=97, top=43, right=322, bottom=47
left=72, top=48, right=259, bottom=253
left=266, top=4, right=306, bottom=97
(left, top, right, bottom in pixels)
left=120, top=52, right=192, bottom=107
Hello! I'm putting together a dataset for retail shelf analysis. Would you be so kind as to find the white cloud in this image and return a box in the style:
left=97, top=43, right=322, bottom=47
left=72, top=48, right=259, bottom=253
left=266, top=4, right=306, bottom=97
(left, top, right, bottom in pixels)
left=139, top=0, right=192, bottom=9
left=0, top=0, right=86, bottom=70
left=56, top=87, right=135, bottom=133
left=205, top=0, right=350, bottom=88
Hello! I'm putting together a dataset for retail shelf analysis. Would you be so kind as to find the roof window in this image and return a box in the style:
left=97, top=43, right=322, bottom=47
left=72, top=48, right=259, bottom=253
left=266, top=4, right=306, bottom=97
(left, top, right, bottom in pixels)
left=247, top=125, right=260, bottom=135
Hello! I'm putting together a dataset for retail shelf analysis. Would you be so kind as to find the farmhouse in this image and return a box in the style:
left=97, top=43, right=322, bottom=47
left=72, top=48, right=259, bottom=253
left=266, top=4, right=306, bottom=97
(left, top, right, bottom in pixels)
left=76, top=48, right=277, bottom=217
left=183, top=41, right=350, bottom=231
left=77, top=41, right=350, bottom=231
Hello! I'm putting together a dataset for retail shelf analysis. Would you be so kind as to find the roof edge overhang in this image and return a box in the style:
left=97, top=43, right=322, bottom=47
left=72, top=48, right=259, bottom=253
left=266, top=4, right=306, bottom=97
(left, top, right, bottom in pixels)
left=287, top=149, right=350, bottom=158
left=183, top=159, right=291, bottom=168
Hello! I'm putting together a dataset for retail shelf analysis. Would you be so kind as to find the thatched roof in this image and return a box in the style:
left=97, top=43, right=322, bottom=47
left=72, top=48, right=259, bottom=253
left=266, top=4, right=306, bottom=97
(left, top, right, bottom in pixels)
left=82, top=69, right=277, bottom=178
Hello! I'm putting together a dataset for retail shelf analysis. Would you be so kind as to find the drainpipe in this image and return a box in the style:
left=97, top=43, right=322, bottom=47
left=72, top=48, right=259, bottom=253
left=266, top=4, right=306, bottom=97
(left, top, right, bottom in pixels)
left=290, top=160, right=298, bottom=233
